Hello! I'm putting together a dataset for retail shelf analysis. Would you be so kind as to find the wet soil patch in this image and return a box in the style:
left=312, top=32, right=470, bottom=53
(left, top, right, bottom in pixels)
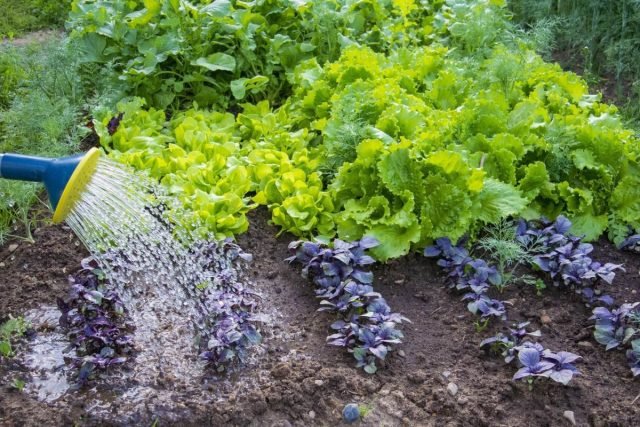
left=1, top=208, right=640, bottom=426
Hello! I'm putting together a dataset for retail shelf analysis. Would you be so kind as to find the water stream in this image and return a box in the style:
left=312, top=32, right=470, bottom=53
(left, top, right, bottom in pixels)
left=18, top=157, right=263, bottom=421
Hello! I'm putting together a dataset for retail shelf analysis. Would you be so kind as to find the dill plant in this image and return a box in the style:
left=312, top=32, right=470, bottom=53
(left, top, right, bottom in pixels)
left=0, top=37, right=121, bottom=244
left=475, top=219, right=546, bottom=293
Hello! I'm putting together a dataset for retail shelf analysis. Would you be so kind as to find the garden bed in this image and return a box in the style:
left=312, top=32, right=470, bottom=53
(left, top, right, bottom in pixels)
left=0, top=208, right=639, bottom=426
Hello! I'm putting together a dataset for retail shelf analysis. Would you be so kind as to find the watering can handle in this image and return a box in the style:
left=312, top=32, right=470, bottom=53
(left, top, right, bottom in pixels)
left=0, top=153, right=52, bottom=182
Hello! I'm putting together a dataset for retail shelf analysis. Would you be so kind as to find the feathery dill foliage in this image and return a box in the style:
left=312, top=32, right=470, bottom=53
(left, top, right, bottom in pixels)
left=476, top=220, right=545, bottom=291
left=0, top=37, right=122, bottom=244
left=509, top=0, right=640, bottom=126
left=321, top=92, right=371, bottom=180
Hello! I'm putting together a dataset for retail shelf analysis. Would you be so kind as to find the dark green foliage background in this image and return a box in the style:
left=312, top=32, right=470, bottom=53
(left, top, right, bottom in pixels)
left=0, top=0, right=70, bottom=37
left=509, top=0, right=640, bottom=126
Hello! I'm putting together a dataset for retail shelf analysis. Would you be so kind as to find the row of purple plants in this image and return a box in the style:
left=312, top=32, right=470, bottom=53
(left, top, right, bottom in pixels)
left=426, top=215, right=640, bottom=381
left=424, top=237, right=507, bottom=322
left=423, top=221, right=582, bottom=386
left=287, top=238, right=409, bottom=374
left=519, top=216, right=621, bottom=306
left=527, top=218, right=640, bottom=377
left=192, top=240, right=262, bottom=369
left=57, top=258, right=134, bottom=384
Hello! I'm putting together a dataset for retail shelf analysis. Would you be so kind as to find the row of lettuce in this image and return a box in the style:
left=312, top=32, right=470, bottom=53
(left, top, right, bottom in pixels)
left=95, top=42, right=640, bottom=261
left=69, top=0, right=640, bottom=260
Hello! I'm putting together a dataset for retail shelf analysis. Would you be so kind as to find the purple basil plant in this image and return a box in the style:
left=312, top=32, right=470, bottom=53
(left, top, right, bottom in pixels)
left=58, top=257, right=134, bottom=384
left=191, top=240, right=262, bottom=371
left=481, top=322, right=581, bottom=385
left=517, top=216, right=622, bottom=305
left=513, top=347, right=581, bottom=385
left=287, top=237, right=409, bottom=374
left=619, top=232, right=640, bottom=252
left=424, top=237, right=506, bottom=320
left=591, top=302, right=640, bottom=376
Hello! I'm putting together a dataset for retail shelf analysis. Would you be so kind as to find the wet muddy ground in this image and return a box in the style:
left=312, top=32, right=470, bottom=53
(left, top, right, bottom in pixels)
left=1, top=208, right=639, bottom=426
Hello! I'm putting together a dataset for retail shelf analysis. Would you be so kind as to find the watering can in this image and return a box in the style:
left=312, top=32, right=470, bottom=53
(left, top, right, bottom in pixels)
left=0, top=148, right=101, bottom=223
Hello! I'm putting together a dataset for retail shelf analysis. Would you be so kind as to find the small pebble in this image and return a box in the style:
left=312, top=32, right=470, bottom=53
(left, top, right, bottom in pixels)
left=8, top=244, right=18, bottom=252
left=563, top=410, right=576, bottom=425
left=314, top=379, right=324, bottom=387
left=408, top=370, right=427, bottom=384
left=442, top=370, right=451, bottom=379
left=391, top=390, right=405, bottom=399
left=447, top=382, right=458, bottom=396
left=394, top=279, right=405, bottom=284
left=0, top=262, right=4, bottom=267
left=577, top=341, right=593, bottom=349
left=342, top=403, right=360, bottom=424
left=398, top=350, right=406, bottom=358
left=308, top=410, right=316, bottom=420
left=457, top=396, right=468, bottom=405
left=266, top=270, right=278, bottom=280
left=540, top=311, right=552, bottom=325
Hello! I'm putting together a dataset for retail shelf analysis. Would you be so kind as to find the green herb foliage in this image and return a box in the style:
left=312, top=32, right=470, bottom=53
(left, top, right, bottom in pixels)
left=0, top=37, right=122, bottom=244
left=67, top=0, right=518, bottom=111
left=0, top=315, right=30, bottom=357
left=476, top=220, right=544, bottom=291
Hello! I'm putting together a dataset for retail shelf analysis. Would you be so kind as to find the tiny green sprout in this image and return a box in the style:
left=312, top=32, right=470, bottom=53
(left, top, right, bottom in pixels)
left=0, top=340, right=10, bottom=357
left=474, top=319, right=490, bottom=333
left=12, top=378, right=25, bottom=391
left=358, top=404, right=373, bottom=418
left=521, top=276, right=547, bottom=296
left=196, top=281, right=209, bottom=290
left=527, top=377, right=534, bottom=391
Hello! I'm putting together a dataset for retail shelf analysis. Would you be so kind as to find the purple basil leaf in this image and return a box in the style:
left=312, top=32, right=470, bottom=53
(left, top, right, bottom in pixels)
left=424, top=245, right=442, bottom=257
left=352, top=270, right=374, bottom=284
left=554, top=216, right=572, bottom=234
left=359, top=236, right=380, bottom=249
left=549, top=368, right=577, bottom=385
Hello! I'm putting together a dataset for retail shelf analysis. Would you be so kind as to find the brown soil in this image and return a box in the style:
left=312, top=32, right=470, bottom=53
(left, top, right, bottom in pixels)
left=1, top=208, right=640, bottom=426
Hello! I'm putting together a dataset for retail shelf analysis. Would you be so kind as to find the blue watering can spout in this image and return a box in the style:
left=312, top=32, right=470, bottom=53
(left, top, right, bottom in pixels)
left=0, top=148, right=101, bottom=223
